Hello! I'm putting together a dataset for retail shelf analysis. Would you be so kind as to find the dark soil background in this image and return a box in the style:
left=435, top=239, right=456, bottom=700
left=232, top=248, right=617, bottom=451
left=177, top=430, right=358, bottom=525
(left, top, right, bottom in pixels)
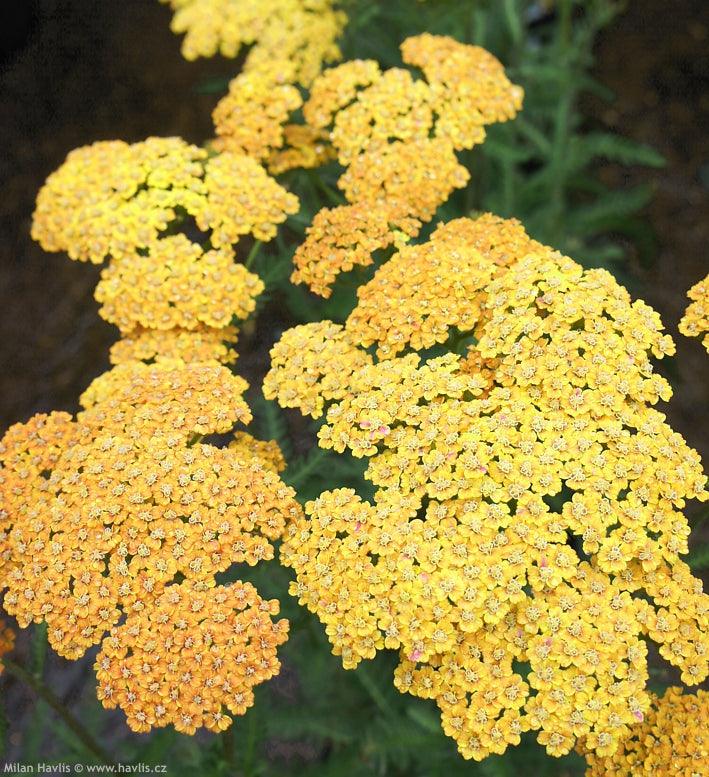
left=0, top=0, right=707, bottom=763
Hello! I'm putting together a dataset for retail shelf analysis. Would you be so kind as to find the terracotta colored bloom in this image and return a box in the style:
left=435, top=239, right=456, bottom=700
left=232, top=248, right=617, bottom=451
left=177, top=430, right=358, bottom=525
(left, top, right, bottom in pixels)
left=270, top=215, right=708, bottom=761
left=95, top=236, right=263, bottom=333
left=160, top=0, right=346, bottom=86
left=679, top=273, right=709, bottom=352
left=581, top=687, right=708, bottom=776
left=290, top=204, right=407, bottom=298
left=95, top=580, right=288, bottom=733
left=109, top=326, right=238, bottom=366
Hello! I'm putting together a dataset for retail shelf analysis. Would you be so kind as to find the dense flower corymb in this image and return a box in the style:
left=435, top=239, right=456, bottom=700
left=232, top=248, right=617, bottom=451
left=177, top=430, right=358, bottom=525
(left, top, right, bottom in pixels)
left=269, top=214, right=708, bottom=761
left=160, top=0, right=346, bottom=85
left=96, top=580, right=288, bottom=733
left=32, top=139, right=298, bottom=264
left=290, top=35, right=523, bottom=297
left=95, top=235, right=263, bottom=333
left=581, top=687, right=708, bottom=776
left=679, top=273, right=709, bottom=352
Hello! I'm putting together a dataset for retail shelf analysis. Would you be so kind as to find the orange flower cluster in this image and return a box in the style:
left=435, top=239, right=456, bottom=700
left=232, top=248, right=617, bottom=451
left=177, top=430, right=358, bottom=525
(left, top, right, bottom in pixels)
left=96, top=580, right=288, bottom=733
left=581, top=687, right=708, bottom=776
left=267, top=214, right=708, bottom=761
left=160, top=0, right=346, bottom=86
left=13, top=117, right=304, bottom=732
left=290, top=36, right=523, bottom=297
left=679, top=273, right=709, bottom=352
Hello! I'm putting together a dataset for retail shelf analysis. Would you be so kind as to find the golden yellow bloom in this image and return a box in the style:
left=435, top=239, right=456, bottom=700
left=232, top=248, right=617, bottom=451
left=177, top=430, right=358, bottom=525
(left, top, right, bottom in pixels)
left=338, top=138, right=469, bottom=228
left=290, top=204, right=406, bottom=298
left=329, top=68, right=434, bottom=164
left=263, top=321, right=373, bottom=418
left=305, top=35, right=522, bottom=163
left=95, top=235, right=263, bottom=334
left=303, top=59, right=382, bottom=130
left=79, top=361, right=251, bottom=437
left=212, top=68, right=302, bottom=161
left=679, top=273, right=709, bottom=352
left=267, top=124, right=336, bottom=175
left=32, top=139, right=299, bottom=265
left=271, top=214, right=708, bottom=761
left=345, top=237, right=494, bottom=358
left=32, top=138, right=207, bottom=264
left=400, top=34, right=524, bottom=150
left=229, top=432, right=286, bottom=473
left=0, top=618, right=14, bottom=672
left=581, top=686, right=708, bottom=776
left=96, top=579, right=288, bottom=733
left=198, top=152, right=299, bottom=246
left=290, top=38, right=520, bottom=297
left=109, top=326, right=238, bottom=366
left=161, top=0, right=346, bottom=85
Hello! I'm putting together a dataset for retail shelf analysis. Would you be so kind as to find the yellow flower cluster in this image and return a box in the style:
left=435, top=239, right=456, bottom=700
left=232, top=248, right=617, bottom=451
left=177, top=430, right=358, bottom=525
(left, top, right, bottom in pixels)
left=290, top=36, right=523, bottom=297
left=160, top=0, right=346, bottom=85
left=679, top=273, right=709, bottom=352
left=32, top=133, right=299, bottom=365
left=268, top=214, right=709, bottom=761
left=95, top=235, right=263, bottom=334
left=109, top=326, right=238, bottom=367
left=581, top=687, right=708, bottom=776
left=18, top=118, right=304, bottom=731
left=96, top=580, right=288, bottom=733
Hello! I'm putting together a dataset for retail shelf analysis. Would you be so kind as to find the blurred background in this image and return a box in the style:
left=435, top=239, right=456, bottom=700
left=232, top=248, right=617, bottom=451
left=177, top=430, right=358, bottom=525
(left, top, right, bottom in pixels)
left=0, top=1, right=707, bottom=775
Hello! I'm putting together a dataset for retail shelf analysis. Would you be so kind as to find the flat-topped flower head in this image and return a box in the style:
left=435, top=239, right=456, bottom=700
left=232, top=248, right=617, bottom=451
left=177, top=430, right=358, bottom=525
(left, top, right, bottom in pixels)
left=109, top=326, right=238, bottom=366
left=581, top=687, right=708, bottom=776
left=198, top=152, right=299, bottom=247
left=400, top=34, right=524, bottom=149
left=212, top=67, right=302, bottom=161
left=32, top=138, right=208, bottom=264
left=290, top=204, right=407, bottom=298
left=263, top=321, right=373, bottom=418
left=304, top=34, right=522, bottom=163
left=95, top=236, right=263, bottom=334
left=679, top=273, right=709, bottom=352
left=32, top=139, right=299, bottom=265
left=79, top=361, right=251, bottom=438
left=161, top=0, right=346, bottom=86
left=95, top=580, right=288, bottom=733
left=269, top=214, right=708, bottom=761
left=338, top=138, right=469, bottom=228
left=2, top=413, right=301, bottom=659
left=345, top=237, right=495, bottom=358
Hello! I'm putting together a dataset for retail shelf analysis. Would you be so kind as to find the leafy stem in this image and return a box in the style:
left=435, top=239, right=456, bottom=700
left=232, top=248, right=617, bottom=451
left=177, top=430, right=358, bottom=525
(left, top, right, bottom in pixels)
left=2, top=658, right=114, bottom=766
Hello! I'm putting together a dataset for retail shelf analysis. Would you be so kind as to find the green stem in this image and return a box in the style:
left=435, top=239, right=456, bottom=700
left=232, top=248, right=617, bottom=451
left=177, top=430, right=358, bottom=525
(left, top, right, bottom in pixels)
left=354, top=664, right=396, bottom=720
left=2, top=658, right=114, bottom=765
left=286, top=447, right=330, bottom=489
left=244, top=240, right=262, bottom=270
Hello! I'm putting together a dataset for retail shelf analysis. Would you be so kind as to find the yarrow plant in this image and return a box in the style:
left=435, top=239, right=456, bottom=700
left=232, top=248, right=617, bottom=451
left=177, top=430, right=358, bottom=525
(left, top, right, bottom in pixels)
left=1, top=2, right=707, bottom=774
